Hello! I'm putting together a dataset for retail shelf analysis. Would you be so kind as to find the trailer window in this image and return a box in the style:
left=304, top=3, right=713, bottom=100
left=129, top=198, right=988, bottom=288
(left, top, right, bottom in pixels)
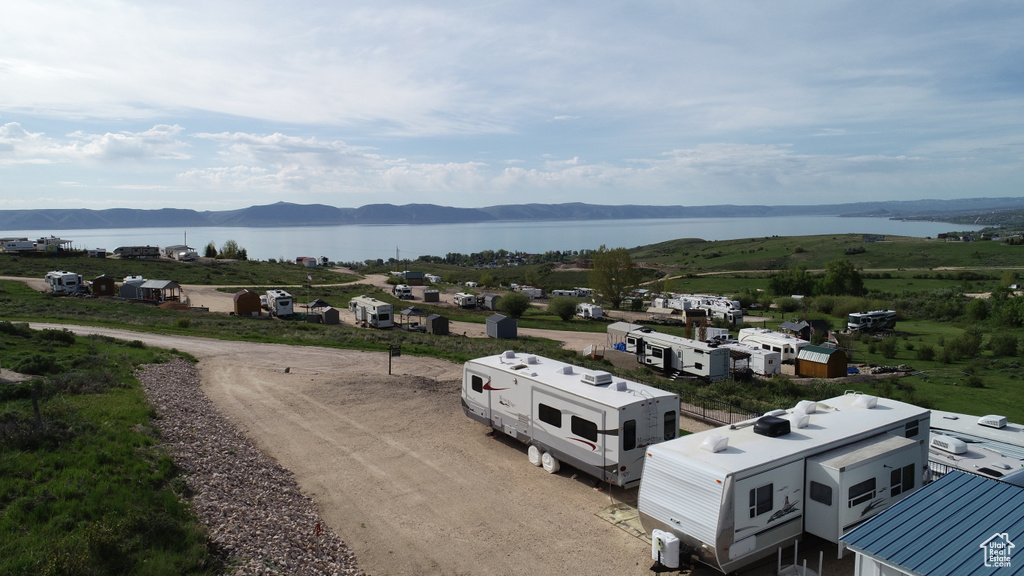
left=650, top=347, right=664, bottom=359
left=470, top=375, right=483, bottom=394
left=693, top=362, right=703, bottom=371
left=378, top=313, right=390, bottom=322
left=905, top=420, right=919, bottom=438
left=890, top=464, right=916, bottom=497
left=810, top=481, right=832, bottom=506
left=848, top=478, right=876, bottom=507
left=571, top=416, right=598, bottom=442
left=749, top=484, right=773, bottom=518
left=538, top=404, right=562, bottom=428
left=623, top=420, right=637, bottom=450
left=663, top=411, right=676, bottom=440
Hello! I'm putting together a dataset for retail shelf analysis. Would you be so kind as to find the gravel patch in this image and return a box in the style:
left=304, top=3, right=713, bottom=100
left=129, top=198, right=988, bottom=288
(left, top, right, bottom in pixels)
left=137, top=358, right=365, bottom=576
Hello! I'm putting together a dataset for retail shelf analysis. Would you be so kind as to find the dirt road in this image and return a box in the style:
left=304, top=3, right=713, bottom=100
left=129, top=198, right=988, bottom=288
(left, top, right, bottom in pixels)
left=31, top=324, right=661, bottom=576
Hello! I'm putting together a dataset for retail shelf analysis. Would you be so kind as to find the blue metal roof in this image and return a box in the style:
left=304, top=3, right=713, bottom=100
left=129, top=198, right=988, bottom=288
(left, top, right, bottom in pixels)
left=841, top=471, right=1024, bottom=576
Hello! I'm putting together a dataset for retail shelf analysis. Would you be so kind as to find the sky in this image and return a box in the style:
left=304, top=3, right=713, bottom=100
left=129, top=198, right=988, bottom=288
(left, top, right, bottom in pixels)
left=1, top=1, right=1023, bottom=211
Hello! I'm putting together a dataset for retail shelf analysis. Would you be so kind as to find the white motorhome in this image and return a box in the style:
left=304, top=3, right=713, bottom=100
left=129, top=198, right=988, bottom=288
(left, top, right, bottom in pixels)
left=261, top=289, right=294, bottom=317
left=638, top=393, right=929, bottom=573
left=44, top=270, right=84, bottom=294
left=738, top=328, right=809, bottom=363
left=576, top=303, right=603, bottom=319
left=624, top=329, right=731, bottom=382
left=454, top=292, right=477, bottom=308
left=847, top=310, right=896, bottom=332
left=720, top=341, right=782, bottom=376
left=392, top=284, right=413, bottom=299
left=349, top=295, right=393, bottom=328
left=462, top=351, right=680, bottom=488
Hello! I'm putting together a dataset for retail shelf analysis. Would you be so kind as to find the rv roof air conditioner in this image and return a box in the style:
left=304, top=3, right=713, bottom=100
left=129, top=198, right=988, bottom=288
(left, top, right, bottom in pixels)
left=852, top=394, right=878, bottom=409
left=794, top=400, right=817, bottom=414
left=700, top=433, right=729, bottom=453
left=753, top=415, right=791, bottom=437
left=979, top=415, right=1008, bottom=429
left=580, top=371, right=613, bottom=386
left=930, top=434, right=968, bottom=455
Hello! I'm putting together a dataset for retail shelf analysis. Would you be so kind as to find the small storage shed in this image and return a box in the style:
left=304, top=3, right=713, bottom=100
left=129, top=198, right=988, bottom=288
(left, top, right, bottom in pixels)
left=234, top=289, right=262, bottom=316
left=480, top=293, right=502, bottom=311
left=118, top=277, right=146, bottom=299
left=423, top=289, right=440, bottom=303
left=841, top=471, right=1024, bottom=576
left=795, top=344, right=848, bottom=378
left=425, top=314, right=449, bottom=335
left=404, top=271, right=425, bottom=286
left=322, top=306, right=341, bottom=325
left=486, top=314, right=517, bottom=339
left=91, top=275, right=116, bottom=297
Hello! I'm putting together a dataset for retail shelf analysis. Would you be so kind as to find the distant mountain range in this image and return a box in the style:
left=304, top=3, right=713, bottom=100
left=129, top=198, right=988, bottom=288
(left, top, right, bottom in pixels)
left=2, top=197, right=1023, bottom=230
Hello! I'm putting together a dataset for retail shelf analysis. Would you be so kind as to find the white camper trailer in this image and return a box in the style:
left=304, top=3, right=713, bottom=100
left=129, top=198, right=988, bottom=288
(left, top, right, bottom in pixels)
left=44, top=270, right=85, bottom=294
left=349, top=295, right=394, bottom=328
left=624, top=329, right=731, bottom=382
left=720, top=342, right=781, bottom=376
left=576, top=303, right=603, bottom=319
left=847, top=310, right=896, bottom=332
left=737, top=328, right=810, bottom=363
left=462, top=351, right=680, bottom=488
left=392, top=284, right=413, bottom=299
left=454, top=292, right=477, bottom=309
left=653, top=294, right=745, bottom=326
left=927, top=432, right=1024, bottom=484
left=261, top=289, right=294, bottom=317
left=637, top=393, right=929, bottom=574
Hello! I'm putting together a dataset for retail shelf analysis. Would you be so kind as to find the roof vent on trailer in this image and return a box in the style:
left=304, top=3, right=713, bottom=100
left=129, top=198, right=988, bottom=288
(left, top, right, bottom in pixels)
left=852, top=394, right=878, bottom=409
left=979, top=415, right=1008, bottom=429
left=526, top=356, right=539, bottom=365
left=700, top=433, right=729, bottom=453
left=503, top=350, right=516, bottom=359
left=580, top=371, right=613, bottom=386
left=753, top=415, right=791, bottom=437
left=794, top=400, right=817, bottom=414
left=614, top=380, right=628, bottom=392
left=930, top=433, right=968, bottom=455
left=558, top=365, right=574, bottom=375
left=786, top=413, right=810, bottom=429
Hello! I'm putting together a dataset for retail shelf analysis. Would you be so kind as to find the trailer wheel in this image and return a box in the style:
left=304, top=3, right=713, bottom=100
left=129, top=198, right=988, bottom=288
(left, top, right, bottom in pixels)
left=528, top=445, right=543, bottom=466
left=541, top=451, right=560, bottom=474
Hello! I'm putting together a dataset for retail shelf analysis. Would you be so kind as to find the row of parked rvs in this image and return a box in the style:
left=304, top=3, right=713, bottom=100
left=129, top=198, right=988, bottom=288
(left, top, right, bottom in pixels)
left=460, top=353, right=933, bottom=573
left=652, top=293, right=745, bottom=326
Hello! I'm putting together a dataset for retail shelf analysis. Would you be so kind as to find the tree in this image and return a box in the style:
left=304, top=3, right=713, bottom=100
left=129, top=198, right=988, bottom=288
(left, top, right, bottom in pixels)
left=767, top=265, right=815, bottom=297
left=816, top=259, right=865, bottom=296
left=547, top=297, right=579, bottom=322
left=498, top=292, right=531, bottom=319
left=204, top=242, right=217, bottom=258
left=218, top=240, right=248, bottom=260
left=588, top=245, right=639, bottom=310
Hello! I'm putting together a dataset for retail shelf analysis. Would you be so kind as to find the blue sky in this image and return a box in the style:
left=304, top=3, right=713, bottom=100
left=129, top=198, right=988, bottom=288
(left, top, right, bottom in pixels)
left=1, top=1, right=1022, bottom=211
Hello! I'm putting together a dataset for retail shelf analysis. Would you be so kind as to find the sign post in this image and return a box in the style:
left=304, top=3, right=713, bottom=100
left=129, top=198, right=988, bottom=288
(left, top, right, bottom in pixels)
left=388, top=344, right=401, bottom=375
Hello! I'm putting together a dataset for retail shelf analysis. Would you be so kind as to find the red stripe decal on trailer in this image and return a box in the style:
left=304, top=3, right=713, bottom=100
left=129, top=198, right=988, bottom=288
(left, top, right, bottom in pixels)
left=568, top=438, right=597, bottom=451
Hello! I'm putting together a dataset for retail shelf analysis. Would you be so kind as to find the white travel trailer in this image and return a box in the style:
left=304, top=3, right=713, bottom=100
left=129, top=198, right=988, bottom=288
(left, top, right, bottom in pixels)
left=720, top=342, right=782, bottom=376
left=624, top=329, right=731, bottom=382
left=551, top=289, right=581, bottom=298
left=576, top=303, right=603, bottom=319
left=654, top=294, right=745, bottom=326
left=261, top=289, right=294, bottom=317
left=738, top=328, right=809, bottom=363
left=638, top=393, right=929, bottom=574
left=454, top=292, right=477, bottom=308
left=847, top=310, right=896, bottom=332
left=349, top=295, right=393, bottom=328
left=392, top=284, right=413, bottom=299
left=462, top=351, right=680, bottom=488
left=515, top=286, right=544, bottom=299
left=927, top=432, right=1024, bottom=485
left=44, top=270, right=84, bottom=294
left=2, top=239, right=35, bottom=252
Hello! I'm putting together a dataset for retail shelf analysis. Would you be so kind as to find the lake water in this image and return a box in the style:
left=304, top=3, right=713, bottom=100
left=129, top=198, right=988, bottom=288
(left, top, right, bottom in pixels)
left=4, top=216, right=977, bottom=263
